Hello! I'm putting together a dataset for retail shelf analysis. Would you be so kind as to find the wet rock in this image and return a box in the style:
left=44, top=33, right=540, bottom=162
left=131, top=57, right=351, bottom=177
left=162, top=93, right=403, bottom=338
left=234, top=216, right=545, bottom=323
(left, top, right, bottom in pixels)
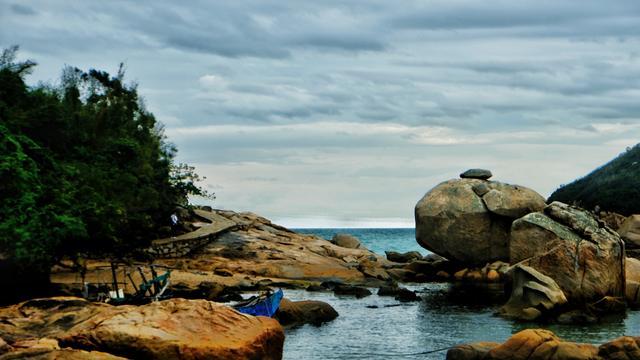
left=333, top=284, right=372, bottom=298
left=331, top=234, right=361, bottom=249
left=557, top=310, right=598, bottom=324
left=499, top=265, right=567, bottom=321
left=385, top=251, right=423, bottom=263
left=305, top=284, right=325, bottom=292
left=394, top=288, right=420, bottom=302
left=275, top=298, right=338, bottom=327
left=460, top=168, right=493, bottom=180
left=510, top=202, right=625, bottom=304
left=386, top=268, right=416, bottom=282
left=415, top=178, right=545, bottom=265
left=446, top=341, right=499, bottom=360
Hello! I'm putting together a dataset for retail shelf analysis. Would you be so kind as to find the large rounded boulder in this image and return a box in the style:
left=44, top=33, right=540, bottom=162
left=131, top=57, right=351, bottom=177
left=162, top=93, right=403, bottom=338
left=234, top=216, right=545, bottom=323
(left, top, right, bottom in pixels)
left=510, top=202, right=625, bottom=303
left=415, top=174, right=546, bottom=265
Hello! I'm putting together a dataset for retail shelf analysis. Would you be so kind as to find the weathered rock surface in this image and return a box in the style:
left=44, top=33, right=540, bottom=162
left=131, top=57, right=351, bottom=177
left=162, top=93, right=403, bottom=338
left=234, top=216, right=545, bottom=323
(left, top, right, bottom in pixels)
left=331, top=234, right=362, bottom=249
left=448, top=329, right=640, bottom=360
left=275, top=298, right=338, bottom=327
left=625, top=257, right=640, bottom=306
left=385, top=251, right=422, bottom=263
left=377, top=285, right=420, bottom=302
left=460, top=168, right=493, bottom=180
left=415, top=178, right=545, bottom=265
left=499, top=265, right=567, bottom=321
left=619, top=214, right=640, bottom=248
left=52, top=210, right=394, bottom=293
left=0, top=297, right=284, bottom=360
left=510, top=202, right=625, bottom=303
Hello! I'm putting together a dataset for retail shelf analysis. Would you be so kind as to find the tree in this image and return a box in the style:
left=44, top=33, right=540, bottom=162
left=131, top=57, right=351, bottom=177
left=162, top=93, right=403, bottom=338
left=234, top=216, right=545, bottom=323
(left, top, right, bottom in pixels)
left=0, top=46, right=211, bottom=302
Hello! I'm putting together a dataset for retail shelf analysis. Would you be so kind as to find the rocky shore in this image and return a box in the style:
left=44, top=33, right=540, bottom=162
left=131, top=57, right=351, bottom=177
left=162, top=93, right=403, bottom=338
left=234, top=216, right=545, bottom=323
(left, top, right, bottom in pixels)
left=2, top=167, right=639, bottom=359
left=447, top=328, right=640, bottom=360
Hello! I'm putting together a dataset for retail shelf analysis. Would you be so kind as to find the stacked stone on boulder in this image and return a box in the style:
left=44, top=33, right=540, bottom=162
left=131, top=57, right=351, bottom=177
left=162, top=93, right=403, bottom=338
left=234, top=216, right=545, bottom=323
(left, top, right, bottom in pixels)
left=415, top=169, right=546, bottom=265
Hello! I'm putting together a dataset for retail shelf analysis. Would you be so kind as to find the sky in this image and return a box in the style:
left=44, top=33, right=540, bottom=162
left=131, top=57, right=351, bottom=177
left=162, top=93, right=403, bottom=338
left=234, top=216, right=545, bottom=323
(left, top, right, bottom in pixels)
left=2, top=1, right=639, bottom=227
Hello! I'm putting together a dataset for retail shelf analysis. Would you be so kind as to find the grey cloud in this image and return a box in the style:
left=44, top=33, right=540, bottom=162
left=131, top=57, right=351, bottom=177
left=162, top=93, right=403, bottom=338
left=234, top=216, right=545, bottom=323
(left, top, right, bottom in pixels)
left=10, top=4, right=37, bottom=15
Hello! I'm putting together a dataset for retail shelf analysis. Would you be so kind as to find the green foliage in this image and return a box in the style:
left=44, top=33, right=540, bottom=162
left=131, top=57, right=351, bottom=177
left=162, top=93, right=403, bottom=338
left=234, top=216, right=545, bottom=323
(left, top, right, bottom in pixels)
left=548, top=144, right=640, bottom=216
left=0, top=46, right=211, bottom=287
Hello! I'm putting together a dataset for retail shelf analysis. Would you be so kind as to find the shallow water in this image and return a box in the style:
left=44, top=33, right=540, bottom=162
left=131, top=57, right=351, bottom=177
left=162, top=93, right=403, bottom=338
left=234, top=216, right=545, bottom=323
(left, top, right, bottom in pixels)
left=283, top=284, right=640, bottom=360
left=285, top=229, right=640, bottom=359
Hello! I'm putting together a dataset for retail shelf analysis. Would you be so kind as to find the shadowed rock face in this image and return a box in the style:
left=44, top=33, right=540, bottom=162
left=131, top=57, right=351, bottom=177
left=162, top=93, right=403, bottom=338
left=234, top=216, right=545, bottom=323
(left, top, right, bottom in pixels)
left=415, top=178, right=545, bottom=265
left=510, top=202, right=625, bottom=303
left=499, top=265, right=567, bottom=321
left=0, top=297, right=285, bottom=360
left=619, top=215, right=640, bottom=248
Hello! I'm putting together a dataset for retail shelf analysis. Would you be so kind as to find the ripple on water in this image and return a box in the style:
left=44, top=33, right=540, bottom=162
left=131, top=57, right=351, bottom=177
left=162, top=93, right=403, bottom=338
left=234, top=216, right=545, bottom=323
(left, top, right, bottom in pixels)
left=283, top=283, right=640, bottom=360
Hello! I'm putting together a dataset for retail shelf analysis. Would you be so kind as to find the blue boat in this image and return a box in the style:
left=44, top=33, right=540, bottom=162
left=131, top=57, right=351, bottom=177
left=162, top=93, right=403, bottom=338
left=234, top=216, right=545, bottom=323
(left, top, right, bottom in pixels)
left=234, top=288, right=283, bottom=317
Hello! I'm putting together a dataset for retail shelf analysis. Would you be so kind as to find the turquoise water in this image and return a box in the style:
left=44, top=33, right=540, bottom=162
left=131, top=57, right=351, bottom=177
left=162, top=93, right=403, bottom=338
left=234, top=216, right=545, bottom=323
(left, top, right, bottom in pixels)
left=293, top=228, right=429, bottom=255
left=284, top=229, right=640, bottom=359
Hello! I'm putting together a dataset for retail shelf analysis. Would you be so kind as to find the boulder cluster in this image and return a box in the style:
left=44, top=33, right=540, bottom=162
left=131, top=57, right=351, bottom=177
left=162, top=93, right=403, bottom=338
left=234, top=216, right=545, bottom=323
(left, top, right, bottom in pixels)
left=415, top=169, right=633, bottom=322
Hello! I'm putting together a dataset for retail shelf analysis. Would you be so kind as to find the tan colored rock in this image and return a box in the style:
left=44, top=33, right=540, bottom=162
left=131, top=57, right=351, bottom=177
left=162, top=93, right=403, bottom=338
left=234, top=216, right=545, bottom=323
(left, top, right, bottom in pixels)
left=60, top=298, right=284, bottom=359
left=510, top=202, right=625, bottom=303
left=415, top=178, right=545, bottom=265
left=446, top=341, right=499, bottom=360
left=331, top=234, right=362, bottom=249
left=489, top=329, right=597, bottom=360
left=0, top=297, right=284, bottom=360
left=436, top=271, right=450, bottom=279
left=0, top=348, right=125, bottom=360
left=482, top=186, right=546, bottom=219
left=486, top=269, right=500, bottom=282
left=598, top=336, right=640, bottom=359
left=619, top=215, right=640, bottom=248
left=454, top=269, right=468, bottom=281
left=499, top=265, right=567, bottom=321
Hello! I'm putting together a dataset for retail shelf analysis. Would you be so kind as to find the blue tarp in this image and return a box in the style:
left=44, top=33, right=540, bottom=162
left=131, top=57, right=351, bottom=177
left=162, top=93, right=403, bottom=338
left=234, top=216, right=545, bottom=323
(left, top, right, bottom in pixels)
left=235, top=288, right=283, bottom=317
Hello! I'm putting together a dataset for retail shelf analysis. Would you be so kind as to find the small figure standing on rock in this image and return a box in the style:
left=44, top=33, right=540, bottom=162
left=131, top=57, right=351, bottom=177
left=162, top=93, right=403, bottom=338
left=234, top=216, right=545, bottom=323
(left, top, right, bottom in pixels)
left=170, top=213, right=179, bottom=235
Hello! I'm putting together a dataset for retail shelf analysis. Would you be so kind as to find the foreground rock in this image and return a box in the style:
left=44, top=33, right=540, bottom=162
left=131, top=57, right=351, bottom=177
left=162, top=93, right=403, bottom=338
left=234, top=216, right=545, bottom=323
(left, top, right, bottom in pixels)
left=275, top=298, right=338, bottom=327
left=625, top=257, right=640, bottom=306
left=499, top=265, right=567, bottom=321
left=447, top=329, right=640, bottom=360
left=0, top=297, right=284, bottom=360
left=510, top=202, right=625, bottom=304
left=415, top=175, right=546, bottom=265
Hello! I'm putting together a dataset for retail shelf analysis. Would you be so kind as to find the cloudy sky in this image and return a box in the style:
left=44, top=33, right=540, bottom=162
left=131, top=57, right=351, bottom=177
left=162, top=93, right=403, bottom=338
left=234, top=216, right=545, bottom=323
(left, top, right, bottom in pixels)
left=2, top=1, right=639, bottom=227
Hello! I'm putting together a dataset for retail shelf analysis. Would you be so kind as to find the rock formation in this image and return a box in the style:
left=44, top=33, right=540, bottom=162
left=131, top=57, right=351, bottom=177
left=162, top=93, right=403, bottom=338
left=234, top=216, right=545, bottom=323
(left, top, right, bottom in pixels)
left=415, top=172, right=546, bottom=264
left=498, top=265, right=567, bottom=321
left=331, top=234, right=362, bottom=249
left=275, top=298, right=338, bottom=327
left=618, top=214, right=640, bottom=248
left=447, top=329, right=640, bottom=360
left=0, top=297, right=284, bottom=360
left=510, top=202, right=625, bottom=303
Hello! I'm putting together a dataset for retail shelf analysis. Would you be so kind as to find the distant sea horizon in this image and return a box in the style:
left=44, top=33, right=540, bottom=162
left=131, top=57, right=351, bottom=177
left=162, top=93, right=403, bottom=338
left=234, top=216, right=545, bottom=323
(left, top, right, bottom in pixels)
left=292, top=227, right=429, bottom=255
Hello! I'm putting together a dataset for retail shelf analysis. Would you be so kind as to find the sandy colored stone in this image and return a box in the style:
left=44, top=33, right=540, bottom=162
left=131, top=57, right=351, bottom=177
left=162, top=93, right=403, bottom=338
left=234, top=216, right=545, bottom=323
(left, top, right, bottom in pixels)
left=499, top=265, right=567, bottom=321
left=415, top=178, right=544, bottom=265
left=0, top=348, right=125, bottom=360
left=598, top=336, right=640, bottom=359
left=454, top=269, right=468, bottom=281
left=510, top=202, right=625, bottom=303
left=486, top=269, right=500, bottom=282
left=0, top=297, right=284, bottom=360
left=446, top=341, right=499, bottom=360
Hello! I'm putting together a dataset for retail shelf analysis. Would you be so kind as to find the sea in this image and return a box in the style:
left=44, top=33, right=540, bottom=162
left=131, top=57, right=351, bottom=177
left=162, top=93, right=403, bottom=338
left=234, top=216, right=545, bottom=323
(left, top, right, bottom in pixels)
left=284, top=228, right=640, bottom=359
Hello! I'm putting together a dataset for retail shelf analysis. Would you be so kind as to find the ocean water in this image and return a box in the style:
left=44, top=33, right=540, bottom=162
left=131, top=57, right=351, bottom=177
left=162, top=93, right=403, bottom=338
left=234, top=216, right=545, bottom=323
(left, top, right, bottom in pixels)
left=293, top=228, right=428, bottom=255
left=283, top=228, right=640, bottom=359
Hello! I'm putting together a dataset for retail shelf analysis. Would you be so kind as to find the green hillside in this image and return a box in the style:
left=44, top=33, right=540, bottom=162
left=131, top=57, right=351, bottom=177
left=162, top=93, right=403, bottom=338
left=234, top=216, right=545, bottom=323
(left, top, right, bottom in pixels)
left=548, top=144, right=640, bottom=216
